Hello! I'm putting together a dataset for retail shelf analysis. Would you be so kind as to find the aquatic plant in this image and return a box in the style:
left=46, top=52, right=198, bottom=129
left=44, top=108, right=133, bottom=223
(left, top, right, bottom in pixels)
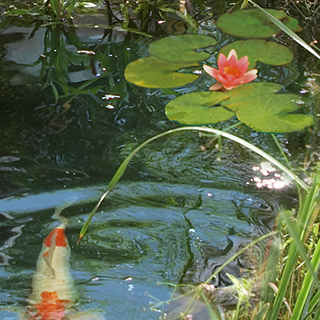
left=125, top=9, right=314, bottom=133
left=203, top=49, right=258, bottom=91
left=237, top=4, right=320, bottom=320
left=1, top=0, right=199, bottom=105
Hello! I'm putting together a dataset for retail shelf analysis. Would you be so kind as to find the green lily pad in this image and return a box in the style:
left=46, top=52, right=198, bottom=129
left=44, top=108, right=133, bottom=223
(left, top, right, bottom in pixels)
left=165, top=82, right=313, bottom=133
left=165, top=91, right=234, bottom=125
left=149, top=34, right=217, bottom=63
left=125, top=57, right=199, bottom=88
left=219, top=40, right=294, bottom=69
left=125, top=34, right=218, bottom=88
left=216, top=9, right=301, bottom=38
left=223, top=82, right=314, bottom=133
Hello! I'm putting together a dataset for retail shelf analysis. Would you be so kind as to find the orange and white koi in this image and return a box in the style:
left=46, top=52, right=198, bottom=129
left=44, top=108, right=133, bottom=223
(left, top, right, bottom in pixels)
left=24, top=200, right=77, bottom=320
left=3, top=199, right=104, bottom=320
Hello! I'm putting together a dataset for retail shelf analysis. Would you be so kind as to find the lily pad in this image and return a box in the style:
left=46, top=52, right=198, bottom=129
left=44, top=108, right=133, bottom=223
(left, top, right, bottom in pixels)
left=165, top=83, right=313, bottom=133
left=149, top=34, right=217, bottom=63
left=223, top=82, right=314, bottom=133
left=165, top=91, right=234, bottom=125
left=219, top=40, right=294, bottom=69
left=216, top=9, right=301, bottom=38
left=125, top=57, right=199, bottom=88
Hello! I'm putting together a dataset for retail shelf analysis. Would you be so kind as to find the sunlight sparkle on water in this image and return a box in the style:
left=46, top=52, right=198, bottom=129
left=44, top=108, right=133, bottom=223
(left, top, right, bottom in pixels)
left=102, top=94, right=121, bottom=100
left=248, top=162, right=292, bottom=189
left=193, top=69, right=203, bottom=75
left=83, top=2, right=97, bottom=7
left=127, top=284, right=134, bottom=291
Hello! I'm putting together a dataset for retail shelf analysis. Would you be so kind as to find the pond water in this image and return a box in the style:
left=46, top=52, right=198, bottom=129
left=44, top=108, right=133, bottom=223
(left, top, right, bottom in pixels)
left=0, top=0, right=319, bottom=319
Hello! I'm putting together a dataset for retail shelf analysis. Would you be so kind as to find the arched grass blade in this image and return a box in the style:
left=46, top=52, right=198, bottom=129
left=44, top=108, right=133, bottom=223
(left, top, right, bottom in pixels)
left=248, top=0, right=320, bottom=60
left=78, top=126, right=308, bottom=243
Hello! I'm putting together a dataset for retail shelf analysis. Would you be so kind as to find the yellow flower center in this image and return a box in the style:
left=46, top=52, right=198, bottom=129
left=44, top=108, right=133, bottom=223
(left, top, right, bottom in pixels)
left=223, top=66, right=240, bottom=77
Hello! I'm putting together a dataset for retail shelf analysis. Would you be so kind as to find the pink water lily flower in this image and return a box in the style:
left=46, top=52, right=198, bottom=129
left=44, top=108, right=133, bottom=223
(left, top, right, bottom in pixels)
left=203, top=49, right=258, bottom=91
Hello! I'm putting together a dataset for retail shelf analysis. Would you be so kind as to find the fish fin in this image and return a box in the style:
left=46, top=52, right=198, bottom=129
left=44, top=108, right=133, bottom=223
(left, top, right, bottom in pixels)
left=42, top=230, right=57, bottom=278
left=43, top=254, right=56, bottom=278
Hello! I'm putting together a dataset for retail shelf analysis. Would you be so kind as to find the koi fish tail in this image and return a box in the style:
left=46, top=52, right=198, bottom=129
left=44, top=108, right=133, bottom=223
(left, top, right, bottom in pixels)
left=51, top=197, right=78, bottom=227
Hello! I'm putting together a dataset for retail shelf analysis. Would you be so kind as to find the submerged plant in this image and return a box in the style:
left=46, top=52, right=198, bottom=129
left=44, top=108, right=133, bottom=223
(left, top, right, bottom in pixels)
left=203, top=49, right=258, bottom=91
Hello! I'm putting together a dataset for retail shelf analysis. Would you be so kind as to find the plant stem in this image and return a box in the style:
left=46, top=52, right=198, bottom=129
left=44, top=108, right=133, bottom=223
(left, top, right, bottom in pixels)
left=79, top=126, right=309, bottom=242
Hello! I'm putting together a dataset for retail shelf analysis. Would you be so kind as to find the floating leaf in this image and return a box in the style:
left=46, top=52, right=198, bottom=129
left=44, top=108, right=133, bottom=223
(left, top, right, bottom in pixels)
left=216, top=9, right=301, bottom=38
left=223, top=82, right=314, bottom=133
left=219, top=40, right=294, bottom=69
left=165, top=91, right=234, bottom=125
left=165, top=83, right=313, bottom=133
left=125, top=57, right=199, bottom=88
left=125, top=34, right=218, bottom=88
left=149, top=34, right=217, bottom=63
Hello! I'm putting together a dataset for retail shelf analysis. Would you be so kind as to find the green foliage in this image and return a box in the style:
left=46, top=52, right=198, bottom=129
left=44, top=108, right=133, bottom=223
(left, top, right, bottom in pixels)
left=124, top=57, right=200, bottom=88
left=38, top=25, right=111, bottom=102
left=223, top=83, right=313, bottom=133
left=252, top=303, right=269, bottom=320
left=1, top=0, right=203, bottom=101
left=4, top=0, right=78, bottom=21
left=165, top=91, right=234, bottom=124
left=125, top=34, right=217, bottom=88
left=124, top=11, right=312, bottom=134
left=228, top=273, right=255, bottom=320
left=247, top=0, right=320, bottom=60
left=219, top=40, right=294, bottom=69
left=149, top=34, right=217, bottom=63
left=216, top=8, right=301, bottom=38
left=259, top=167, right=320, bottom=320
left=166, top=83, right=314, bottom=133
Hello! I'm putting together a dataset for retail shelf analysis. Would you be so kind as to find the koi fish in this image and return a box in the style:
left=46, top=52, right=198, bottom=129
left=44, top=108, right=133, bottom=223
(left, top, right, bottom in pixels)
left=23, top=199, right=104, bottom=320
left=23, top=200, right=76, bottom=320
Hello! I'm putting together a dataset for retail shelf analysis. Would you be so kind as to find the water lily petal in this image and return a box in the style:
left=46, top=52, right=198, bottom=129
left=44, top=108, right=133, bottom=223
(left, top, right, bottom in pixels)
left=203, top=64, right=220, bottom=79
left=217, top=53, right=228, bottom=71
left=204, top=49, right=258, bottom=91
left=227, top=49, right=237, bottom=60
left=223, top=80, right=241, bottom=90
left=227, top=55, right=238, bottom=68
left=209, top=82, right=224, bottom=91
left=216, top=74, right=232, bottom=86
left=222, top=78, right=242, bottom=90
left=239, top=69, right=258, bottom=84
left=236, top=56, right=249, bottom=75
left=223, top=73, right=241, bottom=85
left=223, top=84, right=237, bottom=90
